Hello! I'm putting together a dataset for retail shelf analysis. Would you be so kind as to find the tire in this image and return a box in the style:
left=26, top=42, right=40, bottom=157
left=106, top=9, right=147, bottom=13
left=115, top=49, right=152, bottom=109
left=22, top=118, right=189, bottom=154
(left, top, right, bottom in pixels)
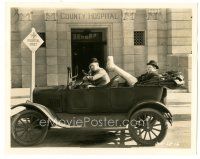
left=128, top=108, right=168, bottom=146
left=11, top=109, right=49, bottom=146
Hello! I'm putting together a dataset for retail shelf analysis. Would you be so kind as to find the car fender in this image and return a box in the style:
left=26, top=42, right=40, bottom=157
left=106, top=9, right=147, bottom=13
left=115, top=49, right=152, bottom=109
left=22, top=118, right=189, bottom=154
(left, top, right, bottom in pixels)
left=128, top=100, right=173, bottom=125
left=11, top=101, right=81, bottom=128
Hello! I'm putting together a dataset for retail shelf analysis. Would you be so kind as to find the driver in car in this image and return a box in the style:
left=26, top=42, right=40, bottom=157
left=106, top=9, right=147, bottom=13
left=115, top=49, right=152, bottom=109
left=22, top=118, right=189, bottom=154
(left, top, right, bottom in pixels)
left=83, top=58, right=110, bottom=87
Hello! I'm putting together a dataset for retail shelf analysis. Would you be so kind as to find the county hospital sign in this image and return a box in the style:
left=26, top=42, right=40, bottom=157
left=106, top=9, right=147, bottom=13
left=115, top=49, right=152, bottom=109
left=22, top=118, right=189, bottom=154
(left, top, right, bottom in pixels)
left=61, top=12, right=119, bottom=20
left=57, top=10, right=123, bottom=22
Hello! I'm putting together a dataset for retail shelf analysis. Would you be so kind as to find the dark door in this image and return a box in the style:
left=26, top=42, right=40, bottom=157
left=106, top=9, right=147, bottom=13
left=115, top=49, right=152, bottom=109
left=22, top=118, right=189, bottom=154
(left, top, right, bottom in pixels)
left=63, top=87, right=111, bottom=113
left=71, top=30, right=106, bottom=78
left=63, top=89, right=92, bottom=113
left=88, top=87, right=112, bottom=112
left=110, top=87, right=135, bottom=112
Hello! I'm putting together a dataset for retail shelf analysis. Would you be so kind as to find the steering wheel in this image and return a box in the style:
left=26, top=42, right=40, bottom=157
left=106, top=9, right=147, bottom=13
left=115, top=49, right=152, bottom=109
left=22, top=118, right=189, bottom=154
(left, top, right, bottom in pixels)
left=106, top=75, right=120, bottom=87
left=74, top=79, right=94, bottom=89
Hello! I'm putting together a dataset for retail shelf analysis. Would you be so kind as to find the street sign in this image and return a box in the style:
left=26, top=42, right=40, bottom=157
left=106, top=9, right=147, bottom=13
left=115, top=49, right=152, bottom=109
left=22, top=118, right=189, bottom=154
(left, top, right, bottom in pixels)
left=23, top=28, right=44, bottom=101
left=23, top=28, right=44, bottom=52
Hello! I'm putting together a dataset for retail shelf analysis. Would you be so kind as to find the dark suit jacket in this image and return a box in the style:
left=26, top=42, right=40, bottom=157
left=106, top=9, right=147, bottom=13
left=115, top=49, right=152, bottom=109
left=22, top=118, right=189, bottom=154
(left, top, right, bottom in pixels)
left=137, top=72, right=160, bottom=83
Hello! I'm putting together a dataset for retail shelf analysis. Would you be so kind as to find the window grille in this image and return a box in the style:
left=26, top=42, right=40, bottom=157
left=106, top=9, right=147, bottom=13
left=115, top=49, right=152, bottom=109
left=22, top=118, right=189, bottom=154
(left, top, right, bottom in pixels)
left=134, top=31, right=145, bottom=45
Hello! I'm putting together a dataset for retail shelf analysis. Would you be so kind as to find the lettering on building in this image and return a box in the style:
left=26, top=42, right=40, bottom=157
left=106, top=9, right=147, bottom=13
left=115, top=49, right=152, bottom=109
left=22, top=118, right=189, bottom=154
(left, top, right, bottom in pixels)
left=58, top=10, right=122, bottom=22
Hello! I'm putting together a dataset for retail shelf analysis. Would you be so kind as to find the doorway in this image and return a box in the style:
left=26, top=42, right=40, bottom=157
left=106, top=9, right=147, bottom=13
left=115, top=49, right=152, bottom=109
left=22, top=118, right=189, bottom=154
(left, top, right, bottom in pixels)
left=71, top=29, right=107, bottom=78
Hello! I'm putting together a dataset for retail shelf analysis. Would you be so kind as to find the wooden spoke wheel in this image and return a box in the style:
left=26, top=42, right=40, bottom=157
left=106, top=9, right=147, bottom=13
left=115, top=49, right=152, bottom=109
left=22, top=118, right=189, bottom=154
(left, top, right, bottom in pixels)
left=11, top=110, right=49, bottom=146
left=129, top=108, right=168, bottom=146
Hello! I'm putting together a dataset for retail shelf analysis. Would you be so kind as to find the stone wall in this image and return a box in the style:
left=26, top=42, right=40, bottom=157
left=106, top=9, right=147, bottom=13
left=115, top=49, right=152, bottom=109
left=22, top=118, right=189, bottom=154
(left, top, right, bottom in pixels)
left=11, top=8, right=21, bottom=88
left=157, top=9, right=168, bottom=73
left=11, top=8, right=48, bottom=88
left=10, top=8, right=193, bottom=92
left=122, top=9, right=136, bottom=76
left=167, top=9, right=192, bottom=92
left=134, top=9, right=146, bottom=76
left=112, top=22, right=123, bottom=69
left=33, top=10, right=47, bottom=87
left=57, top=24, right=68, bottom=85
left=45, top=10, right=59, bottom=86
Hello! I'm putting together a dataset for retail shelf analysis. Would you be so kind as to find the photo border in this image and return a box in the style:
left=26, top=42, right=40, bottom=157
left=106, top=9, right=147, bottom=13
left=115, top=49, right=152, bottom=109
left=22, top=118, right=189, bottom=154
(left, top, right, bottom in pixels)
left=4, top=1, right=198, bottom=156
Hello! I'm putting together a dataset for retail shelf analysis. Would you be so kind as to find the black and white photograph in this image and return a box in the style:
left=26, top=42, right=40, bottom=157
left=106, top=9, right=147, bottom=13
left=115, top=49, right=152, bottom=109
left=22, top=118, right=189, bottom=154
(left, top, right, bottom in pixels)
left=6, top=2, right=198, bottom=155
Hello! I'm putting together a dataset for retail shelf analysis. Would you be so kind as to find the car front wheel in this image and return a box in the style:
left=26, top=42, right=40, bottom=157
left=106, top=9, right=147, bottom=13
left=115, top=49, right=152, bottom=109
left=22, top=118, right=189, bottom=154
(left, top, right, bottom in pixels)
left=11, top=109, right=49, bottom=146
left=128, top=108, right=168, bottom=146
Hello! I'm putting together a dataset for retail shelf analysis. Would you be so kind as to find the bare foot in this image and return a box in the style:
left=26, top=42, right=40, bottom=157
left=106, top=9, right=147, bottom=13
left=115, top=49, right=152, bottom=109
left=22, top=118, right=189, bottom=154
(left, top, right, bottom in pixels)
left=107, top=56, right=116, bottom=71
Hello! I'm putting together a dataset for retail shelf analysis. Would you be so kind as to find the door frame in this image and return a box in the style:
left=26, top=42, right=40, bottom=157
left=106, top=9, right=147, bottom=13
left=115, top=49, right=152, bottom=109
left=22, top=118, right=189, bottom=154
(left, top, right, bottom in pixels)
left=66, top=23, right=114, bottom=72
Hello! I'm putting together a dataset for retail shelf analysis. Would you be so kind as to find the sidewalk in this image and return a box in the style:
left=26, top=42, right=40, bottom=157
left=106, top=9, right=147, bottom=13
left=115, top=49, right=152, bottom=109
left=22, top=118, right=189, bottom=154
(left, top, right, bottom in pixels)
left=11, top=88, right=30, bottom=106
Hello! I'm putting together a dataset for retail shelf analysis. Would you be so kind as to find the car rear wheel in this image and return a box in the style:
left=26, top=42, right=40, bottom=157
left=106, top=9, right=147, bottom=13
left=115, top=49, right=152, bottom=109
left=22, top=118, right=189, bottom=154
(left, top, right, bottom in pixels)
left=128, top=108, right=168, bottom=146
left=11, top=109, right=49, bottom=146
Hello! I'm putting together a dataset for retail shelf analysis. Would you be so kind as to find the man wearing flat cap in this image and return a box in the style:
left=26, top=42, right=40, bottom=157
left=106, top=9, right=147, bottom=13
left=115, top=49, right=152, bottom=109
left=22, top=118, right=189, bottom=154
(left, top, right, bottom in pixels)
left=83, top=58, right=110, bottom=86
left=137, top=60, right=160, bottom=83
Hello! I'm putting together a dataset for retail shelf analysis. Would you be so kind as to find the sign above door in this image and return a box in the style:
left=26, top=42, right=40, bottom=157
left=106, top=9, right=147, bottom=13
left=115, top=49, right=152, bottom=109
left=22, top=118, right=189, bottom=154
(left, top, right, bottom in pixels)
left=72, top=32, right=102, bottom=42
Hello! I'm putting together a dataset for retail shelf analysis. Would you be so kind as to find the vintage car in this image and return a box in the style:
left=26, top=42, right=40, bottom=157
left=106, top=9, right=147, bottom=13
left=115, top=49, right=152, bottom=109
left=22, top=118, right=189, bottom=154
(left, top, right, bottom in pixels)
left=11, top=57, right=173, bottom=147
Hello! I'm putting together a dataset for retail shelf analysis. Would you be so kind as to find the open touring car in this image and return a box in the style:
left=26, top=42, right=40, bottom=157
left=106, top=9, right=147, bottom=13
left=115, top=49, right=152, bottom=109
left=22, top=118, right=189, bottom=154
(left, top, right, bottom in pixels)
left=11, top=57, right=173, bottom=147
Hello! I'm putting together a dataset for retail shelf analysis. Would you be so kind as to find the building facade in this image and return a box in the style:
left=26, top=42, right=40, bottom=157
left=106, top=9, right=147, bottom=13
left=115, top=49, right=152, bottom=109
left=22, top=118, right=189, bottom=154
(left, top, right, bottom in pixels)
left=11, top=8, right=192, bottom=92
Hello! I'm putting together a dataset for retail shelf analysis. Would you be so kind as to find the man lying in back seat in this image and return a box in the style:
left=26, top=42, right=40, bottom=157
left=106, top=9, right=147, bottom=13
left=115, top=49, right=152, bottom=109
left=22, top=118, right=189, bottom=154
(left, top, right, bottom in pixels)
left=106, top=56, right=160, bottom=86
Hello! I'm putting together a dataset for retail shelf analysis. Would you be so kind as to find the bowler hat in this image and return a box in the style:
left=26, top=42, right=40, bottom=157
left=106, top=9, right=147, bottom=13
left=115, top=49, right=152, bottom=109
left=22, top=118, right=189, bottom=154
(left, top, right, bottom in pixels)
left=90, top=58, right=99, bottom=63
left=147, top=60, right=159, bottom=69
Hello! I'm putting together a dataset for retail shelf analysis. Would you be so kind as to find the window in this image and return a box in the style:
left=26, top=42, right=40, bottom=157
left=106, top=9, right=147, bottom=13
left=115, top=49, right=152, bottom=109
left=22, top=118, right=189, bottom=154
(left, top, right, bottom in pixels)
left=38, top=32, right=46, bottom=47
left=134, top=31, right=145, bottom=45
left=71, top=32, right=102, bottom=42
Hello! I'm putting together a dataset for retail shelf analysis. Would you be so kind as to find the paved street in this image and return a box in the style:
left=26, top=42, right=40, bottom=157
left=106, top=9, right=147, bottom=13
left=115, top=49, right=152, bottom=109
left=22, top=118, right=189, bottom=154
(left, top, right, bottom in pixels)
left=10, top=89, right=191, bottom=148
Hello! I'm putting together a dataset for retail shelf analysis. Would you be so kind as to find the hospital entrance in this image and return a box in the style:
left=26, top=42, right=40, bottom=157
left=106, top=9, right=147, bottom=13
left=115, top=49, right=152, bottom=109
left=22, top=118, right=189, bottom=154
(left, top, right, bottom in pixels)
left=71, top=29, right=107, bottom=78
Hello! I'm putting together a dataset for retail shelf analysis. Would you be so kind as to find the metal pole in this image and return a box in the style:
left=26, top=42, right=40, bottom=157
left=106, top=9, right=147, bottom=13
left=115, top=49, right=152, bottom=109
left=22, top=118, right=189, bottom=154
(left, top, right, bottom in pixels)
left=30, top=51, right=35, bottom=102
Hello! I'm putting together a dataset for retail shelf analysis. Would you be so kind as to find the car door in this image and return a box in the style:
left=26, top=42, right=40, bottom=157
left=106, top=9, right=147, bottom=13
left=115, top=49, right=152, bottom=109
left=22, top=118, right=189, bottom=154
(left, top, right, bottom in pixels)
left=88, top=87, right=112, bottom=113
left=63, top=89, right=92, bottom=113
left=110, top=87, right=135, bottom=112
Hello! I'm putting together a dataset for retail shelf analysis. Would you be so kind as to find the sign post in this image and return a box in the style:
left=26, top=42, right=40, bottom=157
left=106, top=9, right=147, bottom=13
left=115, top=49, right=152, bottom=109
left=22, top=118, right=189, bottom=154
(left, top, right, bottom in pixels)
left=23, top=28, right=44, bottom=101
